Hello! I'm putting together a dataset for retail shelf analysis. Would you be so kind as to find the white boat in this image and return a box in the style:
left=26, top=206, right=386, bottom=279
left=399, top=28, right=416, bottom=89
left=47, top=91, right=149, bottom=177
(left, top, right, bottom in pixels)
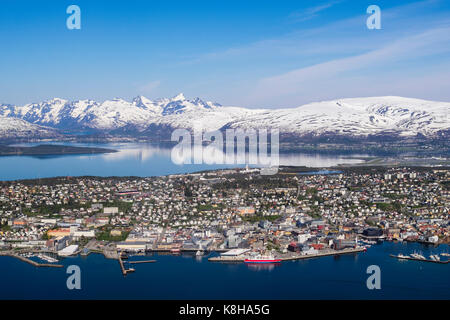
left=195, top=250, right=204, bottom=256
left=430, top=255, right=440, bottom=261
left=397, top=254, right=409, bottom=259
left=410, top=252, right=426, bottom=260
left=37, top=253, right=58, bottom=263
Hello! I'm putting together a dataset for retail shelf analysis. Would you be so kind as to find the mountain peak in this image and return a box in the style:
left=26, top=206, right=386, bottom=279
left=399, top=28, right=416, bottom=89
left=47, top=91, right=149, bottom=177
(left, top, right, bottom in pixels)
left=132, top=95, right=152, bottom=104
left=45, top=97, right=67, bottom=104
left=171, top=93, right=186, bottom=101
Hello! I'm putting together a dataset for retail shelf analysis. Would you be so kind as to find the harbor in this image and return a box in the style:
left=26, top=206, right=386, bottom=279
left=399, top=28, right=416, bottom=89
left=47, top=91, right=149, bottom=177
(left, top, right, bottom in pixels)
left=0, top=251, right=63, bottom=268
left=1, top=241, right=449, bottom=299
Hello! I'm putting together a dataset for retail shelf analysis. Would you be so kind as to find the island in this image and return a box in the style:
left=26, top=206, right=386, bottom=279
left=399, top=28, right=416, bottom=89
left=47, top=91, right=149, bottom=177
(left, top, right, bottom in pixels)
left=0, top=144, right=117, bottom=156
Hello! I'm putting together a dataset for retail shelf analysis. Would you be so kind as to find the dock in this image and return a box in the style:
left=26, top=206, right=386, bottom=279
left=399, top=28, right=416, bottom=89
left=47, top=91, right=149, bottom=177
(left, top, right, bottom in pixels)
left=118, top=256, right=135, bottom=275
left=389, top=254, right=449, bottom=264
left=208, top=247, right=366, bottom=262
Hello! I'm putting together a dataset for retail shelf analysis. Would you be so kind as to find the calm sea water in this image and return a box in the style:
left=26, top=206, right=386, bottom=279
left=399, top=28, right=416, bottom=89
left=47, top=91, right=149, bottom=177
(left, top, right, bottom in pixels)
left=0, top=242, right=448, bottom=299
left=0, top=142, right=365, bottom=180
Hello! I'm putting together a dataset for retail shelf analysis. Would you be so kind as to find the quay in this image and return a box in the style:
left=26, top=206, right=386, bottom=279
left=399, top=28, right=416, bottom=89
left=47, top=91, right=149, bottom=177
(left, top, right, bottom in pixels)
left=208, top=247, right=366, bottom=262
left=0, top=252, right=63, bottom=268
left=389, top=254, right=449, bottom=264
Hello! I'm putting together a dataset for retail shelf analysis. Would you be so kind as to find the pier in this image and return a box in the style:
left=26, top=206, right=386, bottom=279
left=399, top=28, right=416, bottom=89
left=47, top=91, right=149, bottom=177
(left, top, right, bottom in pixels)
left=118, top=256, right=135, bottom=275
left=127, top=260, right=156, bottom=264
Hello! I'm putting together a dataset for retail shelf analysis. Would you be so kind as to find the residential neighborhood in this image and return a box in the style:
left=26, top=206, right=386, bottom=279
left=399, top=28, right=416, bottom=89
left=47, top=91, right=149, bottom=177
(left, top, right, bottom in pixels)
left=0, top=166, right=448, bottom=259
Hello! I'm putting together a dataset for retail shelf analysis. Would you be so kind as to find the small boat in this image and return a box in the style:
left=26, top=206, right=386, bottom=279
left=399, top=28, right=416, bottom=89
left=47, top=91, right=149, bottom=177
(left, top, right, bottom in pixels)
left=170, top=248, right=181, bottom=255
left=41, top=254, right=58, bottom=263
left=430, top=255, right=440, bottom=261
left=410, top=252, right=426, bottom=260
left=195, top=250, right=204, bottom=256
left=244, top=255, right=282, bottom=264
left=397, top=254, right=409, bottom=259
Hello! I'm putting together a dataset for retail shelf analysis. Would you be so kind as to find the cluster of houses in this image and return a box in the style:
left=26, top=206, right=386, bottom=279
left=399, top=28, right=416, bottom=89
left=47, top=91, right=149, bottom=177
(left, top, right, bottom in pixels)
left=0, top=166, right=448, bottom=255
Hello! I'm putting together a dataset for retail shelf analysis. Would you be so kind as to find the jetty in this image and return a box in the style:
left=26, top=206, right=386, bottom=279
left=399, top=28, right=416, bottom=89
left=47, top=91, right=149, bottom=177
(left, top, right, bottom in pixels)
left=127, top=260, right=156, bottom=264
left=118, top=256, right=135, bottom=275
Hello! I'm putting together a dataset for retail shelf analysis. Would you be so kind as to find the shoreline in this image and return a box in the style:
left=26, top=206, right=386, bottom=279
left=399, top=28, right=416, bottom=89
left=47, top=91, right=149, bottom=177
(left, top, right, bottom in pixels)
left=1, top=242, right=449, bottom=273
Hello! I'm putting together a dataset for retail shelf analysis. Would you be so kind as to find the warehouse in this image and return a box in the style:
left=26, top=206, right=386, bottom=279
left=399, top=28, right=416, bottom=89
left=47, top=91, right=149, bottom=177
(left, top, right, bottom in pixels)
left=116, top=241, right=147, bottom=252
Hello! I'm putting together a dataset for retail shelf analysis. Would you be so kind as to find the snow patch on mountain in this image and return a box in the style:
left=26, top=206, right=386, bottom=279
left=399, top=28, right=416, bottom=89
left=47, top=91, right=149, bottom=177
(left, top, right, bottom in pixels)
left=224, top=96, right=449, bottom=137
left=0, top=95, right=448, bottom=138
left=0, top=116, right=59, bottom=139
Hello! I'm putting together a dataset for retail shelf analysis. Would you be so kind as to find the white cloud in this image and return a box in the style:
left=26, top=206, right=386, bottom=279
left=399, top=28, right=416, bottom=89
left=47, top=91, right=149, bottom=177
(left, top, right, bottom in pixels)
left=288, top=1, right=342, bottom=23
left=243, top=26, right=450, bottom=107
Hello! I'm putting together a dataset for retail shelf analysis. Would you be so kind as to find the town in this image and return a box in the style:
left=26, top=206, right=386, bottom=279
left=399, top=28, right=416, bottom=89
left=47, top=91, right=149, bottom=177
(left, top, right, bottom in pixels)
left=0, top=166, right=448, bottom=267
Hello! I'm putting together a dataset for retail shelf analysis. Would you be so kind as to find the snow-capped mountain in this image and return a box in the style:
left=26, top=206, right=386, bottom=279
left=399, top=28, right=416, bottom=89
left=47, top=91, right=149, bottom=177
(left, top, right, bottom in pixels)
left=0, top=116, right=60, bottom=139
left=224, top=96, right=449, bottom=138
left=0, top=94, right=239, bottom=132
left=0, top=95, right=448, bottom=140
left=0, top=94, right=258, bottom=134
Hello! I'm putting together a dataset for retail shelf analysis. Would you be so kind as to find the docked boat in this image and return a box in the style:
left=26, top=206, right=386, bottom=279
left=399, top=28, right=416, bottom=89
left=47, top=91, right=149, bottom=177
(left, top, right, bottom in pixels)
left=430, top=255, right=440, bottom=261
left=170, top=248, right=181, bottom=255
left=410, top=252, right=426, bottom=260
left=244, top=255, right=282, bottom=264
left=195, top=250, right=204, bottom=256
left=397, top=254, right=409, bottom=259
left=37, top=253, right=59, bottom=263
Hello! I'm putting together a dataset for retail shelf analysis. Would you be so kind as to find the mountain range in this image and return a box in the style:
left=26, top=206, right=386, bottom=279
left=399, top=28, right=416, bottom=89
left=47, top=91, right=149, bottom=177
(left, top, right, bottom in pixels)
left=0, top=94, right=448, bottom=142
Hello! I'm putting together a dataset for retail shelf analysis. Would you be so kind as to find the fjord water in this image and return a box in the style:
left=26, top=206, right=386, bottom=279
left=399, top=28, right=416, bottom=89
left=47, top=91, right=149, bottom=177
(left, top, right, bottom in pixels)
left=0, top=242, right=448, bottom=299
left=0, top=142, right=365, bottom=180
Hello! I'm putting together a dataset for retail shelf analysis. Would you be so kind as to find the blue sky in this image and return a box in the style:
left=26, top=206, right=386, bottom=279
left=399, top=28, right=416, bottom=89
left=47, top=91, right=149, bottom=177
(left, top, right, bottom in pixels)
left=1, top=0, right=450, bottom=107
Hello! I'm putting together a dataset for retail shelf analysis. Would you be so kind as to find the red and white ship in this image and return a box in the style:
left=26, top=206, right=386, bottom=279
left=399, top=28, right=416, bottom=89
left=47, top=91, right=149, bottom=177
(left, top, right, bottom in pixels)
left=244, top=255, right=282, bottom=264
